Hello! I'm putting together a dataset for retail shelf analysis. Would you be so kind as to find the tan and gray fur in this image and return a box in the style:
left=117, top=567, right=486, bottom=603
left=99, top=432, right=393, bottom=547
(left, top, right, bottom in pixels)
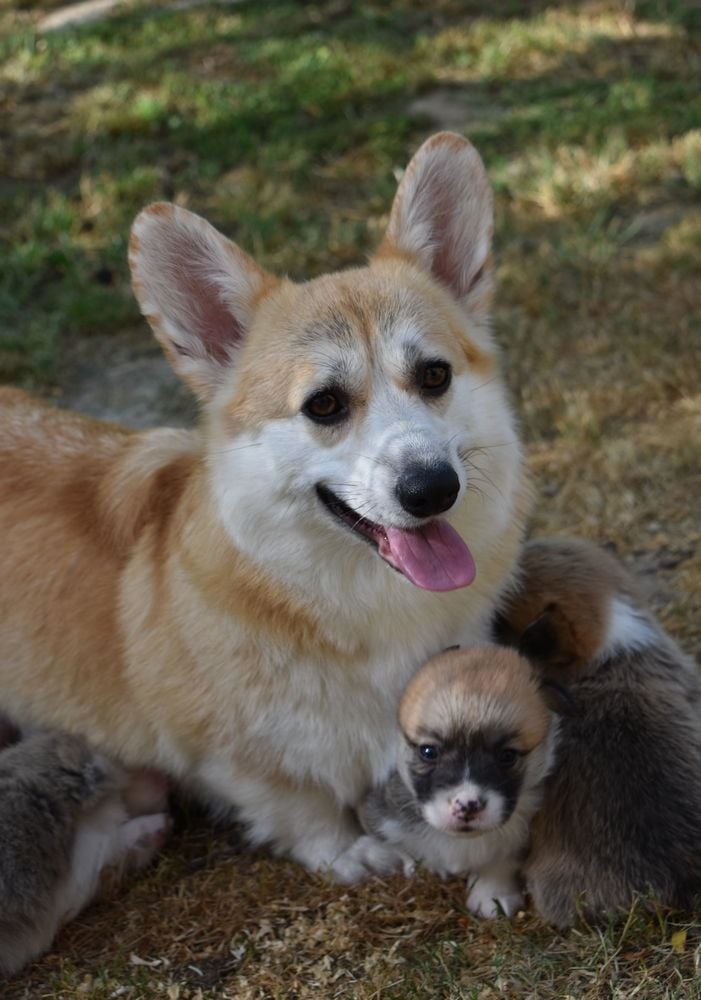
left=353, top=647, right=558, bottom=916
left=496, top=537, right=701, bottom=927
left=0, top=133, right=529, bottom=875
left=0, top=730, right=169, bottom=977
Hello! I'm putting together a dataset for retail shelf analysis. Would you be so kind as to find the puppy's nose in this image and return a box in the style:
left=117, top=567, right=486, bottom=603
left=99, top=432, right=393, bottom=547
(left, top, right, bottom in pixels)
left=395, top=462, right=460, bottom=518
left=453, top=796, right=486, bottom=821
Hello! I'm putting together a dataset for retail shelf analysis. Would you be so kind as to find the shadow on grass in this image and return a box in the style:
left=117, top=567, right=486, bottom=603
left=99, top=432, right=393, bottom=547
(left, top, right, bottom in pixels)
left=0, top=0, right=698, bottom=387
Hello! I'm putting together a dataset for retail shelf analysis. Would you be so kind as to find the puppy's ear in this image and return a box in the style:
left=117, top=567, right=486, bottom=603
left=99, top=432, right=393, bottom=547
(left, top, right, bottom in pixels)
left=538, top=678, right=579, bottom=717
left=377, top=132, right=494, bottom=316
left=491, top=609, right=516, bottom=646
left=518, top=610, right=562, bottom=664
left=129, top=203, right=277, bottom=401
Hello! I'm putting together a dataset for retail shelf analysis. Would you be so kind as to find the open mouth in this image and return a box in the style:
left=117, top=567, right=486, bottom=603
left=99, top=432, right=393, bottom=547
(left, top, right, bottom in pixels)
left=315, top=484, right=476, bottom=593
left=316, top=484, right=385, bottom=550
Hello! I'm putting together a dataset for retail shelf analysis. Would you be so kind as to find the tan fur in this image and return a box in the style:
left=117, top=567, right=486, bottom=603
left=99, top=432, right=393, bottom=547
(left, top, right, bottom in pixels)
left=399, top=647, right=551, bottom=754
left=0, top=134, right=528, bottom=869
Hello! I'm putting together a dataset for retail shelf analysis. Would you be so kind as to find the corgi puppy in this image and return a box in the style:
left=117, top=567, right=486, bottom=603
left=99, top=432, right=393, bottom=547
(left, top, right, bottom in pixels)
left=350, top=647, right=559, bottom=916
left=0, top=133, right=529, bottom=876
left=0, top=731, right=170, bottom=977
left=495, top=538, right=701, bottom=927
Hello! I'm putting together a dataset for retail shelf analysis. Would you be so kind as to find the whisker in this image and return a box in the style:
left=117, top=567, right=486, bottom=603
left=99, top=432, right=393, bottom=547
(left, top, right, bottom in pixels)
left=211, top=442, right=263, bottom=457
left=464, top=459, right=503, bottom=501
left=470, top=375, right=500, bottom=393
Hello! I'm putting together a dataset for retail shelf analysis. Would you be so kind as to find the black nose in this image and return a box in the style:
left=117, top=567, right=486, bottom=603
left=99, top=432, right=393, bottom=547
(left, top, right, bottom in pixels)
left=395, top=462, right=460, bottom=518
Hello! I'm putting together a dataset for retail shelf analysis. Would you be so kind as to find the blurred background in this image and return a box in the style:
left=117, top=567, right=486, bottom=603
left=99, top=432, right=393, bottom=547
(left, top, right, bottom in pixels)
left=1, top=2, right=700, bottom=995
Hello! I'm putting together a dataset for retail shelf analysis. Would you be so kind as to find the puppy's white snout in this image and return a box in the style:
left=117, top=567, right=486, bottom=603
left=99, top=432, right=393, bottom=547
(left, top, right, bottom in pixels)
left=395, top=461, right=460, bottom=518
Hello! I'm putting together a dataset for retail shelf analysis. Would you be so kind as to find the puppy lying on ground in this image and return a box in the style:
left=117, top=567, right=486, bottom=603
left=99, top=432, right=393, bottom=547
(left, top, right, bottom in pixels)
left=0, top=728, right=170, bottom=977
left=349, top=647, right=559, bottom=916
left=0, top=132, right=528, bottom=876
left=496, top=537, right=701, bottom=927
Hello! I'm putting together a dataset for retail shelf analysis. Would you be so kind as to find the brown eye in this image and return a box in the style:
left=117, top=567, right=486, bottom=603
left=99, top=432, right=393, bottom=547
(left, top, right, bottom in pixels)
left=302, top=390, right=348, bottom=425
left=419, top=361, right=452, bottom=396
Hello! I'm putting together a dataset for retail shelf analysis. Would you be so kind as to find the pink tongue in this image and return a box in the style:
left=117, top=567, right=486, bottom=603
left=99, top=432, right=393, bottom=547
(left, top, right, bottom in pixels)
left=378, top=520, right=476, bottom=592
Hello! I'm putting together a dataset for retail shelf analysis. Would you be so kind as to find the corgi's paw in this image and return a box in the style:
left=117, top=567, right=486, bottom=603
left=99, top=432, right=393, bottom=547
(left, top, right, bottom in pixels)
left=331, top=835, right=414, bottom=884
left=122, top=812, right=172, bottom=869
left=466, top=875, right=523, bottom=919
left=289, top=828, right=358, bottom=874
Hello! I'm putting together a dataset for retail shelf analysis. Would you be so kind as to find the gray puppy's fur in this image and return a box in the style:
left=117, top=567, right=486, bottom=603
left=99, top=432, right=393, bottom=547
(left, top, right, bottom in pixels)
left=0, top=729, right=169, bottom=977
left=495, top=537, right=701, bottom=927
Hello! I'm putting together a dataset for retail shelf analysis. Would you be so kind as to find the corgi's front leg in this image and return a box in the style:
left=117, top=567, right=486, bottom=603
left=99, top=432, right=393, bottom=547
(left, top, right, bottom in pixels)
left=215, top=773, right=361, bottom=873
left=330, top=834, right=415, bottom=883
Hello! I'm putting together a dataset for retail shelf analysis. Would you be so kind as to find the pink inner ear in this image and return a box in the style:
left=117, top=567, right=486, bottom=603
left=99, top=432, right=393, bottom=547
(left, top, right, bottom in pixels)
left=416, top=167, right=483, bottom=297
left=386, top=139, right=492, bottom=305
left=166, top=232, right=245, bottom=365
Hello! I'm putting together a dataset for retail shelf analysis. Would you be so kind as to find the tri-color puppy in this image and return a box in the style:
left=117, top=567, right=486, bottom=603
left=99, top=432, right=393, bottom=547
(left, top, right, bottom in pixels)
left=348, top=647, right=559, bottom=916
left=496, top=537, right=701, bottom=927
left=0, top=729, right=170, bottom=977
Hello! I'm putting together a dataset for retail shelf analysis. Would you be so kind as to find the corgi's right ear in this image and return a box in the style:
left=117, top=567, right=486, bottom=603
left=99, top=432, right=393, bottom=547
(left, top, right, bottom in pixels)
left=377, top=132, right=494, bottom=317
left=129, top=203, right=277, bottom=401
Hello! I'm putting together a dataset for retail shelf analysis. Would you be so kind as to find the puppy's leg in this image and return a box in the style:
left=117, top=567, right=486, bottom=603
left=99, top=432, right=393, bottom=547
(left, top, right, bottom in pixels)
left=116, top=812, right=172, bottom=871
left=466, top=858, right=524, bottom=919
left=525, top=850, right=593, bottom=929
left=122, top=768, right=170, bottom=817
left=54, top=798, right=170, bottom=926
left=53, top=797, right=129, bottom=925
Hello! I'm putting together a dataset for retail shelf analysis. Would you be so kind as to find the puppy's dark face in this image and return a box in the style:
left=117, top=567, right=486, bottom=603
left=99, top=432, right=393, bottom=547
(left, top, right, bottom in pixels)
left=405, top=722, right=526, bottom=833
left=399, top=647, right=553, bottom=835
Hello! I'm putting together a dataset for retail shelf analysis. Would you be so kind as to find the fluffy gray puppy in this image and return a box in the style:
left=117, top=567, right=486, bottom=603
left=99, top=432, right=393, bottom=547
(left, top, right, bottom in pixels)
left=0, top=730, right=169, bottom=977
left=496, top=537, right=701, bottom=927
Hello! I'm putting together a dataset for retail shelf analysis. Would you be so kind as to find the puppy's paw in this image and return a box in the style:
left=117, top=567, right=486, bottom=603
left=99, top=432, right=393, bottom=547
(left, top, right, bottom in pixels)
left=331, top=835, right=414, bottom=884
left=466, top=875, right=523, bottom=919
left=123, top=769, right=170, bottom=816
left=122, top=812, right=172, bottom=869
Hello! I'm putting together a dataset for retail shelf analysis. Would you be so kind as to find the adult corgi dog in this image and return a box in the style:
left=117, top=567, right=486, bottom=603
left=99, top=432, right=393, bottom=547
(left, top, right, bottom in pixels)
left=0, top=133, right=528, bottom=876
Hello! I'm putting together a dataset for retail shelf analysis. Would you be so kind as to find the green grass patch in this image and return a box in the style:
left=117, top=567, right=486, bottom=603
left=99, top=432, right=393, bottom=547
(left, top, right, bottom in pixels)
left=2, top=0, right=699, bottom=383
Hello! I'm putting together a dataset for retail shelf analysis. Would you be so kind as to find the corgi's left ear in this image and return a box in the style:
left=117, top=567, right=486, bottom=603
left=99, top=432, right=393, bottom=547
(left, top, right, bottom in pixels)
left=129, top=203, right=277, bottom=402
left=377, top=132, right=494, bottom=316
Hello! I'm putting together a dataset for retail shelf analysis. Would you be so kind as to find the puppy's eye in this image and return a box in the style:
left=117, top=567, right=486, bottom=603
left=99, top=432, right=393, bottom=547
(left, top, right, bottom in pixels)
left=497, top=747, right=520, bottom=768
left=419, top=361, right=452, bottom=396
left=419, top=744, right=439, bottom=762
left=302, top=390, right=348, bottom=425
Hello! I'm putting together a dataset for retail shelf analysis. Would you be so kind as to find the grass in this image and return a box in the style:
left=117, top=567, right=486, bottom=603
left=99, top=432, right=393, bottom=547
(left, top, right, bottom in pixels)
left=1, top=0, right=700, bottom=996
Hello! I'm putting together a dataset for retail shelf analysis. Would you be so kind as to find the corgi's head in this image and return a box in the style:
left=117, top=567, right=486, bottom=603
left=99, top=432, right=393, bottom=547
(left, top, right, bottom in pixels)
left=129, top=134, right=523, bottom=595
left=397, top=646, right=557, bottom=834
